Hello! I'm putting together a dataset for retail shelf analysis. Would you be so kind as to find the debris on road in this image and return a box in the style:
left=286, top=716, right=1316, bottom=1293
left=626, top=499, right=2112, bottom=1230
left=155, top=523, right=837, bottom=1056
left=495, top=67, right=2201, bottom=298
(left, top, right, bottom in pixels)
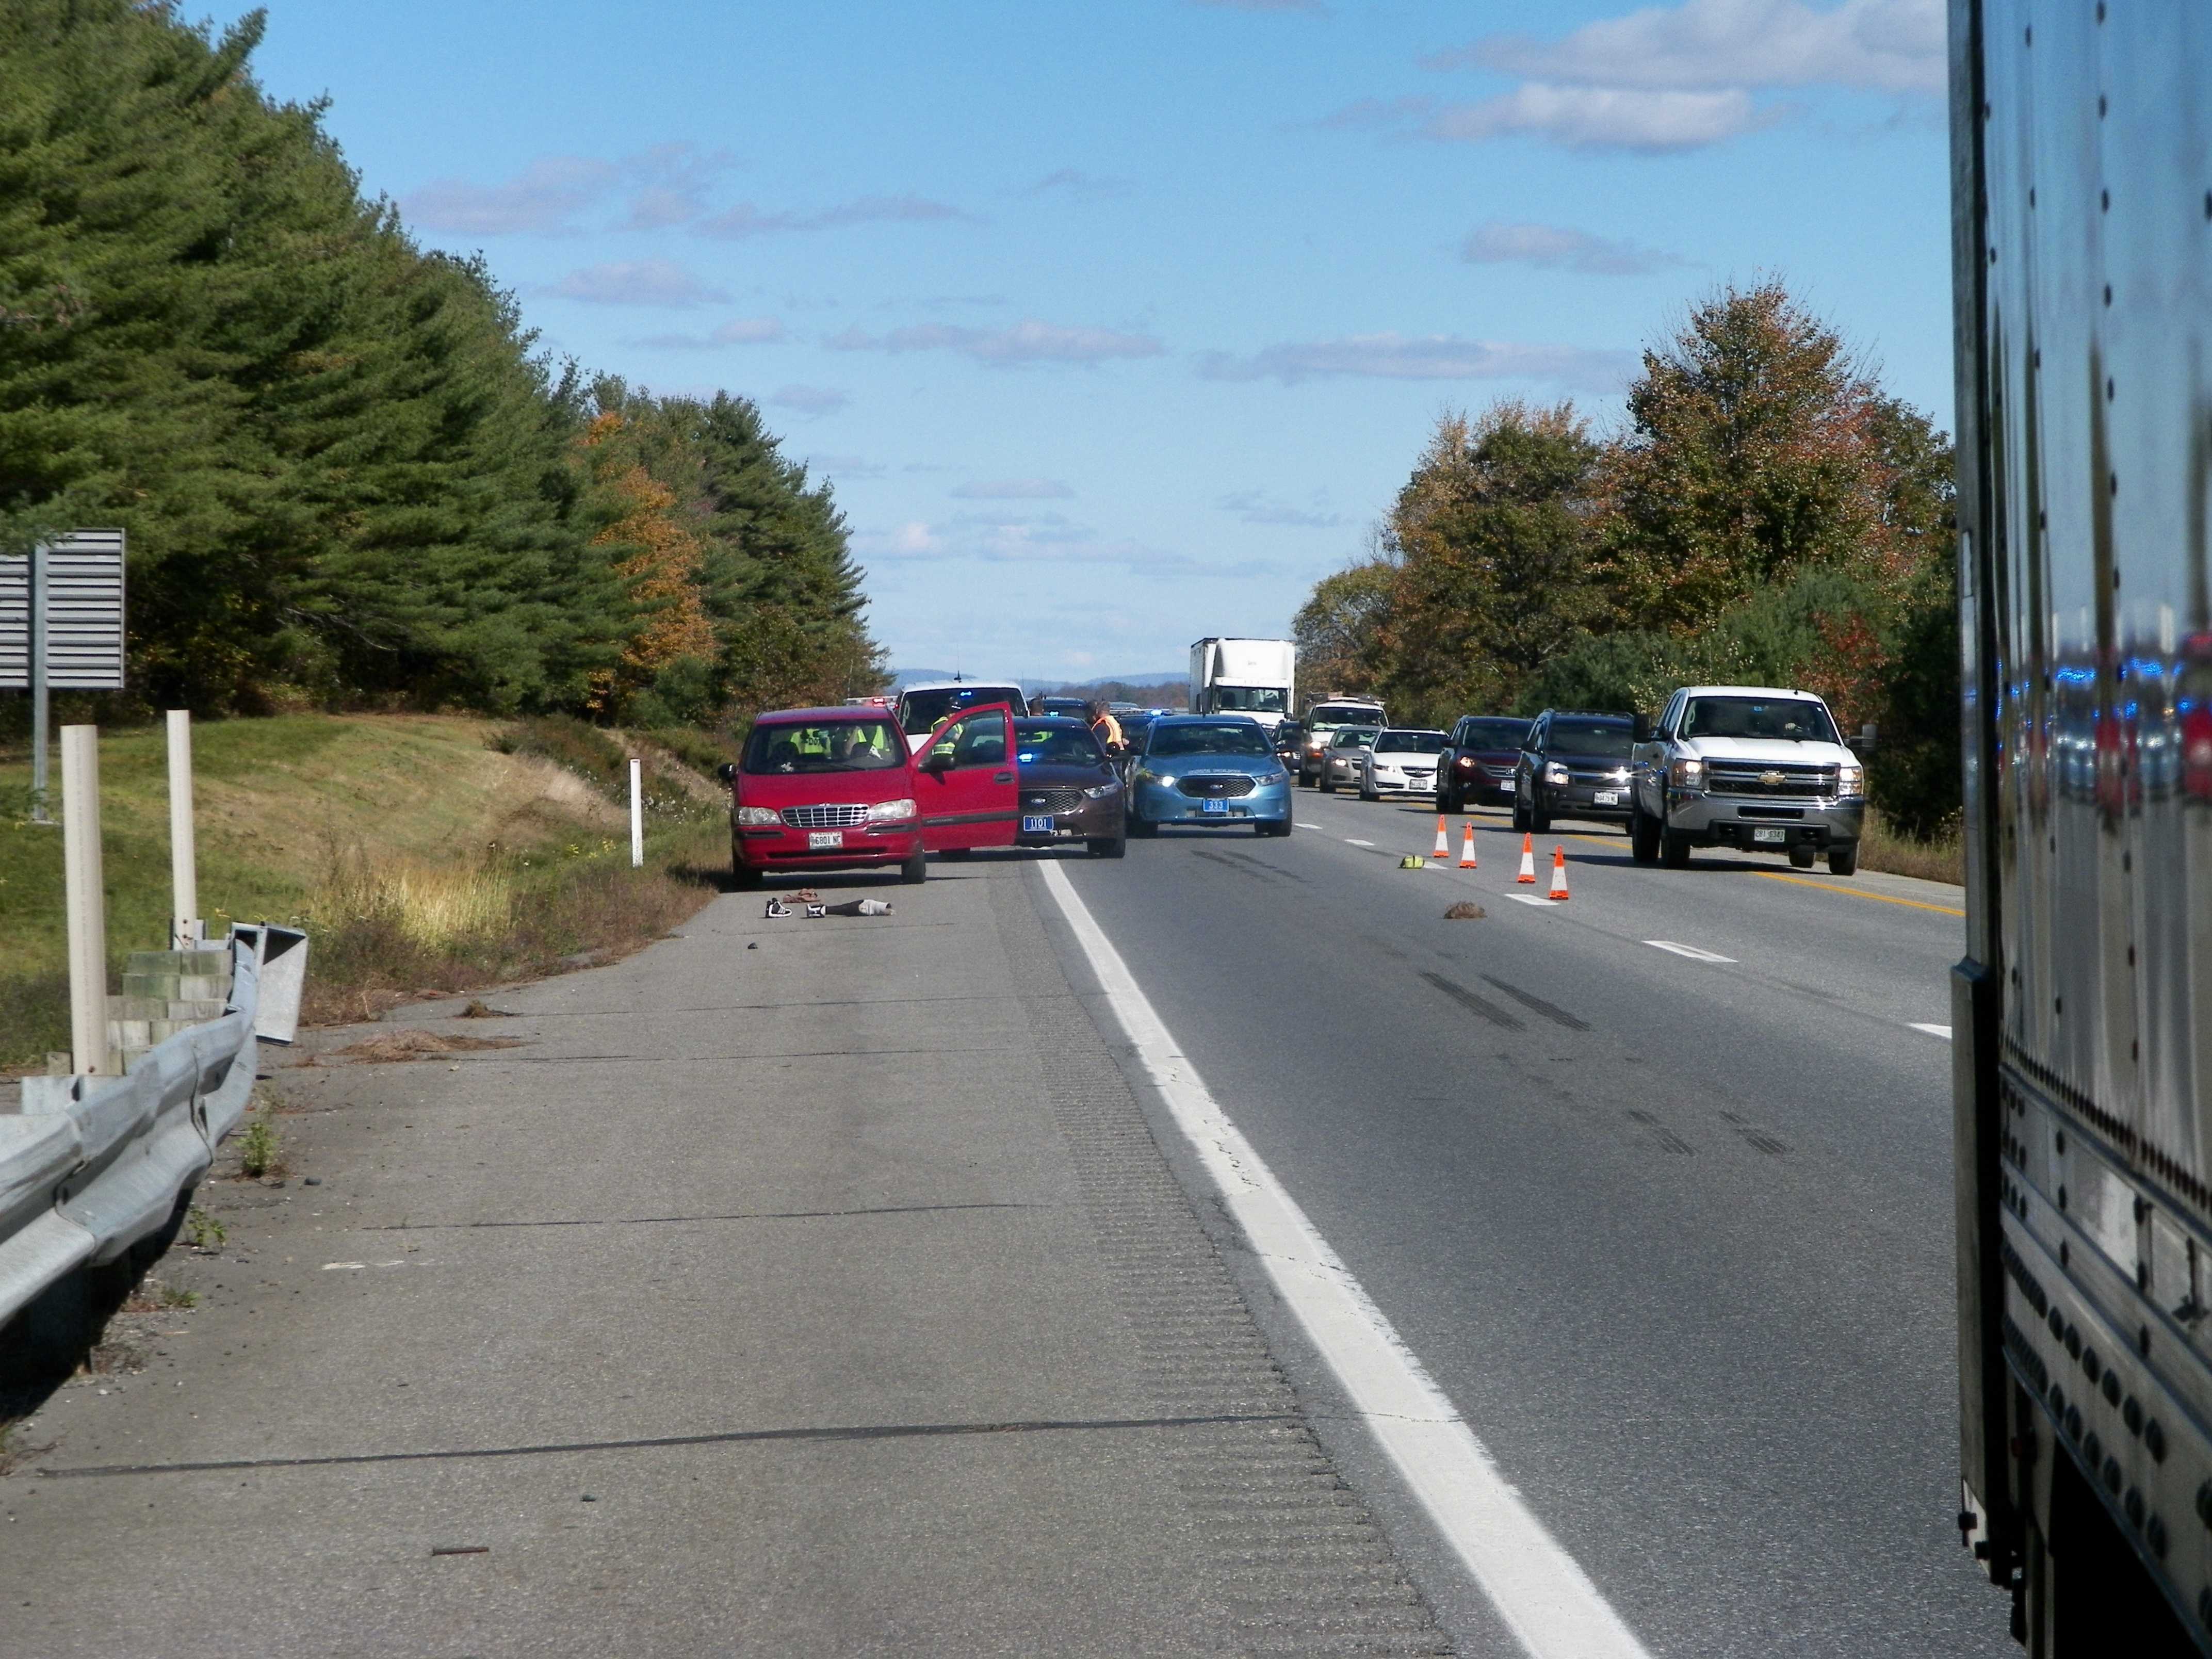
left=1399, top=854, right=1426, bottom=869
left=327, top=1029, right=524, bottom=1064
left=1445, top=902, right=1486, bottom=920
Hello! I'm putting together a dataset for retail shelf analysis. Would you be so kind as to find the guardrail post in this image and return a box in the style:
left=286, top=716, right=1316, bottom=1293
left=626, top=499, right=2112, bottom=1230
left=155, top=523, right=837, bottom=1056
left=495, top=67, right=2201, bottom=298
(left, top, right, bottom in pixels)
left=166, top=709, right=200, bottom=947
left=60, top=723, right=113, bottom=1076
left=629, top=756, right=644, bottom=868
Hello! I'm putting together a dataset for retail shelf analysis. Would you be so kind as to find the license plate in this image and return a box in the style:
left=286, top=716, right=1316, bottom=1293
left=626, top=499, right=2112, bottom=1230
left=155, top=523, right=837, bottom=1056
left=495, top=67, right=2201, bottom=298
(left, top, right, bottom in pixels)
left=1201, top=798, right=1227, bottom=814
left=808, top=830, right=844, bottom=850
left=1593, top=790, right=1621, bottom=806
left=1752, top=826, right=1786, bottom=844
left=1021, top=815, right=1054, bottom=834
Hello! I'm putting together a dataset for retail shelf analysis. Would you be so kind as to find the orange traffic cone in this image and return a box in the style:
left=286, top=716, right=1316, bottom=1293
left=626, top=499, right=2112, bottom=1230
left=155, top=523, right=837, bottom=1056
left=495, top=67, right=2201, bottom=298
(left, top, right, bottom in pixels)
left=1433, top=815, right=1451, bottom=858
left=1458, top=821, right=1478, bottom=868
left=1516, top=833, right=1537, bottom=884
left=1547, top=845, right=1570, bottom=901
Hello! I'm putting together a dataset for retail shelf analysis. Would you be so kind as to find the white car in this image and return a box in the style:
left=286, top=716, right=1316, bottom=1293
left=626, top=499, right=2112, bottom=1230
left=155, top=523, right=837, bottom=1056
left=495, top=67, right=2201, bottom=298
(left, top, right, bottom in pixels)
left=893, top=680, right=1028, bottom=753
left=1358, top=728, right=1451, bottom=800
left=1319, top=726, right=1379, bottom=792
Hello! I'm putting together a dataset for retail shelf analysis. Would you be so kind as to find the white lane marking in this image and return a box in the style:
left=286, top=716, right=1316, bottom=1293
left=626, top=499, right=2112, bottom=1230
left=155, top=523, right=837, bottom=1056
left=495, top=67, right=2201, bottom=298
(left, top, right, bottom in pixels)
left=1040, top=860, right=1651, bottom=1659
left=1345, top=838, right=1375, bottom=847
left=1645, top=940, right=1735, bottom=964
left=1504, top=892, right=1553, bottom=908
left=1298, top=821, right=1321, bottom=829
left=1911, top=1022, right=1954, bottom=1039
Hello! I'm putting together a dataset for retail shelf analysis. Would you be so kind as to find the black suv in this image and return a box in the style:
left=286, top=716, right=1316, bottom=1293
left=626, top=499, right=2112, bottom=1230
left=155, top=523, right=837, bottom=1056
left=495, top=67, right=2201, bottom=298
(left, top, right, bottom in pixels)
left=1512, top=711, right=1640, bottom=832
left=1436, top=715, right=1533, bottom=812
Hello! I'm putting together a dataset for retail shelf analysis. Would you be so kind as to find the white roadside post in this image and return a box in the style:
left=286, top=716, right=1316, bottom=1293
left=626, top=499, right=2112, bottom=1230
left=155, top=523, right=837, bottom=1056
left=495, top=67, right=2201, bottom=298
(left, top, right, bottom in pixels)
left=629, top=756, right=644, bottom=868
left=167, top=709, right=200, bottom=947
left=60, top=724, right=114, bottom=1076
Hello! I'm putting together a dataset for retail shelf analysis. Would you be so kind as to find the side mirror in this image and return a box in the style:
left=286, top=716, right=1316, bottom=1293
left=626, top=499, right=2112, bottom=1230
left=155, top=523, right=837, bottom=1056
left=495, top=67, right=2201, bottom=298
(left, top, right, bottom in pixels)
left=1856, top=722, right=1878, bottom=755
left=715, top=761, right=737, bottom=784
left=1632, top=714, right=1653, bottom=743
left=921, top=746, right=955, bottom=772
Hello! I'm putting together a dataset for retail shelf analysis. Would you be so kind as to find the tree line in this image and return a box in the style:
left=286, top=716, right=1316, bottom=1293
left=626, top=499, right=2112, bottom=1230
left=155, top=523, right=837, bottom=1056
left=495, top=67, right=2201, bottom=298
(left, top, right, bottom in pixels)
left=1294, top=282, right=1959, bottom=836
left=0, top=1, right=880, bottom=728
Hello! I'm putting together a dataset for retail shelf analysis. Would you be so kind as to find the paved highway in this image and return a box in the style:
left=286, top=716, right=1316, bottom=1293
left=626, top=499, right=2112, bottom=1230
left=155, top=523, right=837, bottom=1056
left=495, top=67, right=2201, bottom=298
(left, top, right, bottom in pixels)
left=1048, top=789, right=2011, bottom=1657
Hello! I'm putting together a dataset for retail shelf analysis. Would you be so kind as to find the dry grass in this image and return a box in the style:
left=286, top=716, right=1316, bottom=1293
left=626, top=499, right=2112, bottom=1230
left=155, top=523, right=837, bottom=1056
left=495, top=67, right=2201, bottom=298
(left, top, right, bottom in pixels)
left=1857, top=806, right=1964, bottom=886
left=325, top=1028, right=525, bottom=1063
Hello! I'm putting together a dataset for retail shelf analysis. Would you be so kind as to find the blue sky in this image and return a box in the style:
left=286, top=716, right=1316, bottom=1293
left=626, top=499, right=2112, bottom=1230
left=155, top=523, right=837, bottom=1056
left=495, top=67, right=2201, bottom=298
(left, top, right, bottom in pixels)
left=217, top=0, right=1951, bottom=681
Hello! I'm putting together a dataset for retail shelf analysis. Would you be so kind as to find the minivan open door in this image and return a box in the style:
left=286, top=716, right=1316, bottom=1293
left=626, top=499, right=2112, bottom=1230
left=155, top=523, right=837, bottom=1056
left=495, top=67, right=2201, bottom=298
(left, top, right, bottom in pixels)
left=914, top=703, right=1020, bottom=852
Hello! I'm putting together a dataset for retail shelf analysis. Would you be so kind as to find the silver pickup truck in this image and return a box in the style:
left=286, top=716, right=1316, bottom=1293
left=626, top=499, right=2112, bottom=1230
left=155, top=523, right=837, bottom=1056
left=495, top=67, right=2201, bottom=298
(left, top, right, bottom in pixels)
left=1628, top=685, right=1865, bottom=875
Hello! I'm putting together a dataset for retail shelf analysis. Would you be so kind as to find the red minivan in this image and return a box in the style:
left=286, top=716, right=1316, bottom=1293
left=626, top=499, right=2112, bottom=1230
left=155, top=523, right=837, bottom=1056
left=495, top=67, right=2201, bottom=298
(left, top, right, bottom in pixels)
left=724, top=703, right=1020, bottom=886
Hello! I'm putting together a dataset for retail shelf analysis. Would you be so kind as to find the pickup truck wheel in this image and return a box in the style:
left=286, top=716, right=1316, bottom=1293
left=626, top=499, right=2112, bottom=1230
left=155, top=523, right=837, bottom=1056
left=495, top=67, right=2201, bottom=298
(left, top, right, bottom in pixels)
left=1787, top=842, right=1817, bottom=870
left=900, top=853, right=928, bottom=884
left=1630, top=803, right=1660, bottom=865
left=1661, top=826, right=1691, bottom=868
left=1827, top=840, right=1859, bottom=876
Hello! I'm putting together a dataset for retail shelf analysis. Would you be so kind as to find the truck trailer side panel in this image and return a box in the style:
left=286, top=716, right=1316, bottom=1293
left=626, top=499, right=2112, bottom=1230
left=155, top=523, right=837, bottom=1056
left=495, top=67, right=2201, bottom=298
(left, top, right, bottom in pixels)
left=1956, top=2, right=2212, bottom=1649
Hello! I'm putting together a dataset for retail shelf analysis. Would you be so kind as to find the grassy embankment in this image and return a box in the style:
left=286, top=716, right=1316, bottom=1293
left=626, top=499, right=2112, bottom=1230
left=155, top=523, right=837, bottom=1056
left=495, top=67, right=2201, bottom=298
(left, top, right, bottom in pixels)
left=0, top=714, right=732, bottom=1070
left=1857, top=806, right=1965, bottom=886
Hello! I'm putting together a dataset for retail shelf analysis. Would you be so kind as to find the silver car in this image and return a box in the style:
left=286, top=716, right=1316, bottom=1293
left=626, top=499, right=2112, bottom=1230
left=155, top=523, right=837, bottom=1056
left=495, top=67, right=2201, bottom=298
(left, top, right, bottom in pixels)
left=1319, top=726, right=1379, bottom=793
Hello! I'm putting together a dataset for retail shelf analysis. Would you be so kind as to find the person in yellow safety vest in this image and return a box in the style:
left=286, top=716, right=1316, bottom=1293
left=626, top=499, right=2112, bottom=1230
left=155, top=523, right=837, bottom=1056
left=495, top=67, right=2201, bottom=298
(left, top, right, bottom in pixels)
left=1089, top=702, right=1125, bottom=754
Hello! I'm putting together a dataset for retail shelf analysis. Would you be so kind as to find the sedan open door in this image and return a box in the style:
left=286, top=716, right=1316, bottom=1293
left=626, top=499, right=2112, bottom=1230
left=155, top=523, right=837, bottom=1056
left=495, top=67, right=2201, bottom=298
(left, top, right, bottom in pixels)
left=914, top=703, right=1021, bottom=852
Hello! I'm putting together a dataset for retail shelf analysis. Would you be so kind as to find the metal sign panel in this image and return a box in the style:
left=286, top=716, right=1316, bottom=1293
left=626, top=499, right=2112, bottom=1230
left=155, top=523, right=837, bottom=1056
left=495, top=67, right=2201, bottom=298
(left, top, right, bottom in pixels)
left=0, top=531, right=126, bottom=690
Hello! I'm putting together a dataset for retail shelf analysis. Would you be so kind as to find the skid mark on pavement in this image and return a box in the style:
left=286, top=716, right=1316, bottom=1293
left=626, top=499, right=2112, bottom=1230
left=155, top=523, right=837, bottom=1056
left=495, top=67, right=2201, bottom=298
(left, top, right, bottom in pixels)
left=1625, top=1109, right=1695, bottom=1156
left=1718, top=1112, right=1788, bottom=1157
left=1419, top=971, right=1525, bottom=1031
left=1478, top=975, right=1590, bottom=1031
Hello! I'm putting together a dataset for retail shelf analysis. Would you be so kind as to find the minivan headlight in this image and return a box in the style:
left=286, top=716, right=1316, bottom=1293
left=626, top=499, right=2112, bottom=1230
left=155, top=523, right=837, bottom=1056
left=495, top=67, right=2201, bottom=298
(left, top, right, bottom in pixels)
left=736, top=805, right=782, bottom=827
left=868, top=796, right=918, bottom=823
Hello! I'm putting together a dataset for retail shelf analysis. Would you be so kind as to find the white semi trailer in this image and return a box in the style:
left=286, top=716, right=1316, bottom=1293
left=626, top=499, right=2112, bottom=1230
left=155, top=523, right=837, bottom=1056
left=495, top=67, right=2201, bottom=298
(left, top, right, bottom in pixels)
left=1188, top=638, right=1295, bottom=735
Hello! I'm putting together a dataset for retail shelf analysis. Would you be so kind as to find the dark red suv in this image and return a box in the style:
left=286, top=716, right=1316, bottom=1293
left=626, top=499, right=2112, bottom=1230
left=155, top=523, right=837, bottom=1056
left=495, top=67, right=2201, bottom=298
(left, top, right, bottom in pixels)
left=724, top=704, right=1019, bottom=886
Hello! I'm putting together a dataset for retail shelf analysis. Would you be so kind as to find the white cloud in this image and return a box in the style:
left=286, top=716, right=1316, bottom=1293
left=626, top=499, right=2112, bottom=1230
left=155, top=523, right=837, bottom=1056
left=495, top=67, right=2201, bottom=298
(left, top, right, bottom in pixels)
left=550, top=259, right=728, bottom=307
left=858, top=514, right=1190, bottom=571
left=402, top=143, right=736, bottom=236
left=828, top=319, right=1165, bottom=367
left=807, top=453, right=886, bottom=478
left=769, top=384, right=852, bottom=416
left=630, top=315, right=787, bottom=349
left=1197, top=333, right=1634, bottom=389
left=403, top=156, right=618, bottom=235
left=1217, top=490, right=1345, bottom=528
left=953, top=479, right=1076, bottom=499
left=1426, top=84, right=1767, bottom=151
left=1444, top=0, right=1944, bottom=96
left=697, top=194, right=977, bottom=238
left=1461, top=221, right=1686, bottom=275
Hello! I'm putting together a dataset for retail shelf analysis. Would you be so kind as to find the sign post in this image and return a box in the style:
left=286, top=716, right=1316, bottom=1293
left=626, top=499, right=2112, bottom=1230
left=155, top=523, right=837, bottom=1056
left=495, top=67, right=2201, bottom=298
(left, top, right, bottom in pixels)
left=629, top=757, right=644, bottom=868
left=3, top=530, right=127, bottom=827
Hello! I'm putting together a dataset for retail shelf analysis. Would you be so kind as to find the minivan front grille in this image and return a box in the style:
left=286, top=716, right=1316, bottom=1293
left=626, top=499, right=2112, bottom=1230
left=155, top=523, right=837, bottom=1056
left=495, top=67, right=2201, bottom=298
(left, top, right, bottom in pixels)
left=780, top=803, right=870, bottom=829
left=1179, top=774, right=1256, bottom=799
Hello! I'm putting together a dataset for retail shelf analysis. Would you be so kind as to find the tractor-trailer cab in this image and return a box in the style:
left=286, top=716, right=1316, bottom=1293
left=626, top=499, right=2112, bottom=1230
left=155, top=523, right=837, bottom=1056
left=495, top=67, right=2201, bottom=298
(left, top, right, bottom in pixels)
left=1189, top=638, right=1295, bottom=736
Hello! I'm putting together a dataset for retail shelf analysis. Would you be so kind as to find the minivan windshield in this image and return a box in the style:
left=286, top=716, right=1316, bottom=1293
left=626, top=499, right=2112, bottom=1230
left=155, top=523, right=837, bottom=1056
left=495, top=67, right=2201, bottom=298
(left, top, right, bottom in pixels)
left=1681, top=696, right=1839, bottom=743
left=742, top=719, right=905, bottom=774
left=1147, top=722, right=1274, bottom=758
left=1210, top=686, right=1287, bottom=713
left=1375, top=729, right=1449, bottom=754
left=1547, top=720, right=1636, bottom=758
left=899, top=685, right=1026, bottom=735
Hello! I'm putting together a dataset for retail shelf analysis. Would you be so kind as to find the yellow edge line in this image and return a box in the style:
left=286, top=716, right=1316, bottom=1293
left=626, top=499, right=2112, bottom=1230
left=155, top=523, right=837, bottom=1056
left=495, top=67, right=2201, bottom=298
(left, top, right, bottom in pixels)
left=1755, top=870, right=1964, bottom=917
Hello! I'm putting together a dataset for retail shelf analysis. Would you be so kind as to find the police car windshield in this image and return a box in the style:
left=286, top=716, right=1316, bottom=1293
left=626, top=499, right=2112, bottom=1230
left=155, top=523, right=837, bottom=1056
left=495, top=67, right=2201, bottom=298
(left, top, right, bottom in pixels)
left=1148, top=722, right=1273, bottom=758
left=900, top=686, right=1024, bottom=735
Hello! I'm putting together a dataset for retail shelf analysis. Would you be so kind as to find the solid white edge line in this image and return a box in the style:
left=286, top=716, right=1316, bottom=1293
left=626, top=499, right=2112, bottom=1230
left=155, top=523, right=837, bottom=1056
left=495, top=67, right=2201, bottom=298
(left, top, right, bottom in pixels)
left=1644, top=940, right=1736, bottom=964
left=1038, top=859, right=1651, bottom=1659
left=1911, top=1022, right=1955, bottom=1039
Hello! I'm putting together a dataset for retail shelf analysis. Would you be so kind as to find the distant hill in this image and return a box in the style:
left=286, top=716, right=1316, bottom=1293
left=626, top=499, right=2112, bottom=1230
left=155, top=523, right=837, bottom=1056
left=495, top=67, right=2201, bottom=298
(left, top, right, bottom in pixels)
left=887, top=669, right=1185, bottom=695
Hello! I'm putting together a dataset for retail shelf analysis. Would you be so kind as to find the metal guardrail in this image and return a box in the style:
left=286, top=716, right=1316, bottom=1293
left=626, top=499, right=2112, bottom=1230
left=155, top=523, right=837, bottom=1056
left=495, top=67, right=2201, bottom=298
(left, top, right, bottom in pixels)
left=0, top=924, right=307, bottom=1329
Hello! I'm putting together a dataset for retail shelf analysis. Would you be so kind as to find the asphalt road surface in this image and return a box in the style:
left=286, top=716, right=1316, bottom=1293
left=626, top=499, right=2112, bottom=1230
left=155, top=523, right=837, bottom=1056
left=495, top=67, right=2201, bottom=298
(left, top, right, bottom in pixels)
left=1049, top=788, right=2012, bottom=1658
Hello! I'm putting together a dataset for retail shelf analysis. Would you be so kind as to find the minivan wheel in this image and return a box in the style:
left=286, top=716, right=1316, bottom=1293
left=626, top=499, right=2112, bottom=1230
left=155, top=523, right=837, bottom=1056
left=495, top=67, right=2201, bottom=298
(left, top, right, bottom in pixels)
left=731, top=856, right=763, bottom=890
left=1827, top=840, right=1859, bottom=876
left=900, top=853, right=928, bottom=884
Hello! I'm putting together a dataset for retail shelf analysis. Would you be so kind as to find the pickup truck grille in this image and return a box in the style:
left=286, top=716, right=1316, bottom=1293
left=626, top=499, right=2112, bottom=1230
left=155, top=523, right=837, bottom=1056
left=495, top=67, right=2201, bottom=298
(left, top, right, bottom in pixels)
left=1179, top=774, right=1256, bottom=798
left=1707, top=761, right=1836, bottom=799
left=1020, top=787, right=1085, bottom=814
left=780, top=803, right=870, bottom=829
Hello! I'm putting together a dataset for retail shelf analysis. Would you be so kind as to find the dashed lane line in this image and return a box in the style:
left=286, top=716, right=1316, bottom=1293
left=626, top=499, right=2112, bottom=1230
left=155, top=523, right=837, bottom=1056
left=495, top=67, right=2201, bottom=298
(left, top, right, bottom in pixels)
left=1754, top=870, right=1964, bottom=917
left=1645, top=940, right=1736, bottom=964
left=1504, top=892, right=1554, bottom=908
left=1039, top=860, right=1653, bottom=1659
left=1344, top=838, right=1375, bottom=847
left=1911, top=1022, right=1954, bottom=1039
